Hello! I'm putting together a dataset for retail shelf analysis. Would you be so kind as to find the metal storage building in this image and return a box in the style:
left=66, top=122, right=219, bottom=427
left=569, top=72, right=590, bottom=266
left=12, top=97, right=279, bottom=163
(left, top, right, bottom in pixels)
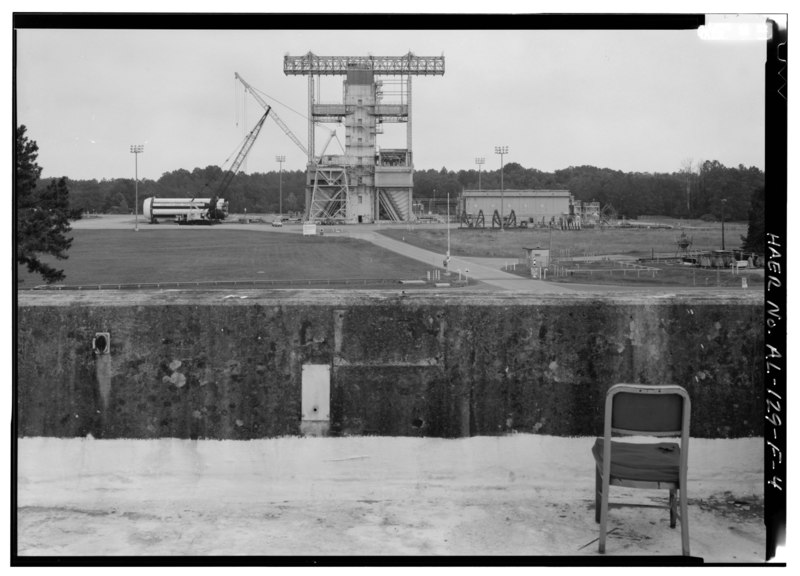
left=461, top=189, right=574, bottom=223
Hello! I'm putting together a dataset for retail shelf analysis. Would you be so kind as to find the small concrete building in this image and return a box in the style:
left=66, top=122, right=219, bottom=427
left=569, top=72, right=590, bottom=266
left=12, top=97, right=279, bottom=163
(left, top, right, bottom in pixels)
left=523, top=246, right=550, bottom=268
left=461, top=189, right=574, bottom=223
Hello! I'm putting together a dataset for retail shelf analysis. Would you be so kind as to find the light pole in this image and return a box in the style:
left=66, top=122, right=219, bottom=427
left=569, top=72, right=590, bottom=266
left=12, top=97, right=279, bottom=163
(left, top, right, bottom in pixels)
left=721, top=198, right=727, bottom=250
left=130, top=145, right=144, bottom=231
left=494, top=146, right=508, bottom=230
left=446, top=190, right=451, bottom=274
left=475, top=157, right=485, bottom=190
left=276, top=155, right=285, bottom=215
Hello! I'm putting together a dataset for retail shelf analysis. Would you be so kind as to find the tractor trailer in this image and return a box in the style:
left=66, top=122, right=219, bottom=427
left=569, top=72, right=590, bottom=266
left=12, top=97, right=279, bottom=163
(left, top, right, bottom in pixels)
left=142, top=197, right=229, bottom=224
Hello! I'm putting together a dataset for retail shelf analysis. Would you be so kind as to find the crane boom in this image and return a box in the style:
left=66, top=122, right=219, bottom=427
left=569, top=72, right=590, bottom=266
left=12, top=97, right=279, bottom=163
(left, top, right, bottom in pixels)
left=192, top=110, right=268, bottom=222
left=215, top=111, right=269, bottom=196
left=235, top=72, right=309, bottom=158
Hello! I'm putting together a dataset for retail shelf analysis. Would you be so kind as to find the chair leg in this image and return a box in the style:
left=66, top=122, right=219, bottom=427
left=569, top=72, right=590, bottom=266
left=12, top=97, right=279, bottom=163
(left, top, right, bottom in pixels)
left=669, top=488, right=677, bottom=528
left=595, top=468, right=601, bottom=523
left=679, top=488, right=690, bottom=556
left=598, top=474, right=609, bottom=554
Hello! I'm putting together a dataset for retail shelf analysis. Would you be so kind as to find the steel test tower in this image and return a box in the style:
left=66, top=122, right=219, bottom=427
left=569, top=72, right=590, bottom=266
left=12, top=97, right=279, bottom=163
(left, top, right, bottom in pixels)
left=284, top=52, right=445, bottom=223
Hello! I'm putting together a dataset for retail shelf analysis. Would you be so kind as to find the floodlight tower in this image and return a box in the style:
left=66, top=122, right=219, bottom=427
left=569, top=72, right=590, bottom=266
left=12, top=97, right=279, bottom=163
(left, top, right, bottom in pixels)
left=276, top=155, right=285, bottom=215
left=130, top=144, right=144, bottom=231
left=721, top=198, right=727, bottom=250
left=284, top=52, right=445, bottom=223
left=475, top=157, right=485, bottom=190
left=495, top=146, right=508, bottom=230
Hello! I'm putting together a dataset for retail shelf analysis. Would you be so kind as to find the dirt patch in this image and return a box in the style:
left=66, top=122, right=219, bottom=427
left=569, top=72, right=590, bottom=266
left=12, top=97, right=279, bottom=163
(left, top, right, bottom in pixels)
left=693, top=492, right=764, bottom=522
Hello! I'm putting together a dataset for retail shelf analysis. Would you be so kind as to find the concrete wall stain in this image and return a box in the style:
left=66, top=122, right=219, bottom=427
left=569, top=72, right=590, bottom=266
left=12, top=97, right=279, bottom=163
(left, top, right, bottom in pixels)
left=16, top=292, right=764, bottom=439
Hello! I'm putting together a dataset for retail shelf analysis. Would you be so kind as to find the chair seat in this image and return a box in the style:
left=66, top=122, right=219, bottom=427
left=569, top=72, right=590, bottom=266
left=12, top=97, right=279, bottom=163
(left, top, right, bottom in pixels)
left=592, top=439, right=681, bottom=484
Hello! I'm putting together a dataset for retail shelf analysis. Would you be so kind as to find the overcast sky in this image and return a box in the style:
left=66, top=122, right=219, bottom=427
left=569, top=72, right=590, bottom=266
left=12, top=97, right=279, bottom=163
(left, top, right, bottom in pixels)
left=15, top=20, right=767, bottom=182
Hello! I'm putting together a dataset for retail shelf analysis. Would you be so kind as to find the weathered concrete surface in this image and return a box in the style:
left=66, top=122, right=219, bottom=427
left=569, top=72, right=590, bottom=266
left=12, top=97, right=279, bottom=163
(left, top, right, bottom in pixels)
left=16, top=289, right=764, bottom=439
left=17, top=435, right=765, bottom=559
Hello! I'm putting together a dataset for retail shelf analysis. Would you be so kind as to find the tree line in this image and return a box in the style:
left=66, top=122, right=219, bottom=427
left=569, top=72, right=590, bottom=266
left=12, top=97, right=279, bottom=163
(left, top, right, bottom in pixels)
left=60, top=159, right=763, bottom=222
left=60, top=165, right=307, bottom=216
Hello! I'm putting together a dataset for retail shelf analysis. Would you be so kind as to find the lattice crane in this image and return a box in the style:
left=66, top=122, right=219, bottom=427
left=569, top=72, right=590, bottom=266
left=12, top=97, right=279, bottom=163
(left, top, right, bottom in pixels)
left=213, top=112, right=268, bottom=198
left=235, top=72, right=308, bottom=158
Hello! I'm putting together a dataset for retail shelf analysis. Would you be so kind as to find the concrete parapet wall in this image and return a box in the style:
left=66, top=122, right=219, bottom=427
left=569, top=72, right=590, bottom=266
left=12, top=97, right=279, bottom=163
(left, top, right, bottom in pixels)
left=16, top=290, right=764, bottom=439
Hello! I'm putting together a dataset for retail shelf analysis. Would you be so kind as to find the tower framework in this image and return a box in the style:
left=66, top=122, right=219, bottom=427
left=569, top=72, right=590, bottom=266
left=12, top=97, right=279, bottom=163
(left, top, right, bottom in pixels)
left=284, top=52, right=445, bottom=223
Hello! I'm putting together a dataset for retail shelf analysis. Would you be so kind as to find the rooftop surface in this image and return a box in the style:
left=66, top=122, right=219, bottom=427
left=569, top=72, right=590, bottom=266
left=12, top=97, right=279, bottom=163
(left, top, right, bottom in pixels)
left=17, top=434, right=767, bottom=563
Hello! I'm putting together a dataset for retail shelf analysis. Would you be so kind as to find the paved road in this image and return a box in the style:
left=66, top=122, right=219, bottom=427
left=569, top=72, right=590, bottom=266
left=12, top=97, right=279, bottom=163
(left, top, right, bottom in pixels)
left=349, top=230, right=579, bottom=293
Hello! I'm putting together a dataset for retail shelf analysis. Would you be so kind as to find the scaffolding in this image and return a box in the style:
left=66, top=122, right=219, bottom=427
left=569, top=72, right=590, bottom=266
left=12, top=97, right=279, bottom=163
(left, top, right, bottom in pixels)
left=284, top=52, right=445, bottom=223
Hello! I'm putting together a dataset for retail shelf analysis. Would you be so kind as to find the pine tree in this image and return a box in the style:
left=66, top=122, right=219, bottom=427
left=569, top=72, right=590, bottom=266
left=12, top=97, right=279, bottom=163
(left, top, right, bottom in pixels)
left=16, top=125, right=80, bottom=283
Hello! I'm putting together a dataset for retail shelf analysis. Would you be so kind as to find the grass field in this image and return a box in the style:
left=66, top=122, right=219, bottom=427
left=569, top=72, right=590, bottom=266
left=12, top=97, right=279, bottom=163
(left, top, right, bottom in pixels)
left=16, top=228, right=433, bottom=289
left=379, top=220, right=750, bottom=260
left=377, top=219, right=762, bottom=289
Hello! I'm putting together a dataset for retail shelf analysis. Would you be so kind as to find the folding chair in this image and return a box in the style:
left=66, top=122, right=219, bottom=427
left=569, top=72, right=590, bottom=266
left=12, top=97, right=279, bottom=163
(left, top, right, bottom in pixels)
left=592, top=384, right=691, bottom=555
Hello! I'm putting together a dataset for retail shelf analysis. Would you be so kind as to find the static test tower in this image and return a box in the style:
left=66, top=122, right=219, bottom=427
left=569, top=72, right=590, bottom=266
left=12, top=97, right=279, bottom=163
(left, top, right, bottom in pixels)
left=284, top=52, right=445, bottom=223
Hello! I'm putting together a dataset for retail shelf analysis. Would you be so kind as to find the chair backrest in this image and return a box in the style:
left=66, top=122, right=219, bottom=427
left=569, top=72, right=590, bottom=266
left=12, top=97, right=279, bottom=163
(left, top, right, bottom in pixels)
left=605, top=384, right=690, bottom=438
left=602, top=384, right=691, bottom=487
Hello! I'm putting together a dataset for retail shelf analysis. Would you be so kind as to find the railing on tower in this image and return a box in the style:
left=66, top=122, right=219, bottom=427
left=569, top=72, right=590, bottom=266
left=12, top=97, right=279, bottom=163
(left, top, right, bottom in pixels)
left=284, top=53, right=445, bottom=76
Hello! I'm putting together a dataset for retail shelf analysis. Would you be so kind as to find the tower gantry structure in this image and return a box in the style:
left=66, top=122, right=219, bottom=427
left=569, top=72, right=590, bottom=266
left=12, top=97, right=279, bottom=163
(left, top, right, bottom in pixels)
left=284, top=52, right=445, bottom=223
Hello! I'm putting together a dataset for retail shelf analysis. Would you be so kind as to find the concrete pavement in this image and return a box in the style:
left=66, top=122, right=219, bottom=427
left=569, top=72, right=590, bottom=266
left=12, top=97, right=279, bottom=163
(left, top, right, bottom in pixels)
left=349, top=230, right=580, bottom=294
left=17, top=435, right=766, bottom=560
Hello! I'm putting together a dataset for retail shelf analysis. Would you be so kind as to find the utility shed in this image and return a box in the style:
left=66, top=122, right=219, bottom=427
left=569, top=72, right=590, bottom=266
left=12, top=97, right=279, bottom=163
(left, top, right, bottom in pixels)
left=523, top=246, right=550, bottom=268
